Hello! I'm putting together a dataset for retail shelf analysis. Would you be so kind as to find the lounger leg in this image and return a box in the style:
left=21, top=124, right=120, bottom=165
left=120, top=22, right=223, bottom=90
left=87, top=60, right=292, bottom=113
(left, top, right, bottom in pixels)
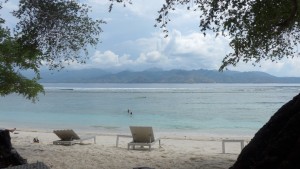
left=222, top=141, right=225, bottom=154
left=241, top=141, right=244, bottom=150
left=149, top=145, right=151, bottom=151
left=116, top=136, right=119, bottom=147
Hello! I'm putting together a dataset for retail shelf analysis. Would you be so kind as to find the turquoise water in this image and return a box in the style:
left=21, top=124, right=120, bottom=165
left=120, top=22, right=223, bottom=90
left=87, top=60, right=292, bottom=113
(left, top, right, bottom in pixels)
left=0, top=83, right=299, bottom=136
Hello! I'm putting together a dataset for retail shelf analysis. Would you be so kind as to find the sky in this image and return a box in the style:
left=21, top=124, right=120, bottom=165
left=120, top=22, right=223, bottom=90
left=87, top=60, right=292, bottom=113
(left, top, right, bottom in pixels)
left=2, top=0, right=300, bottom=77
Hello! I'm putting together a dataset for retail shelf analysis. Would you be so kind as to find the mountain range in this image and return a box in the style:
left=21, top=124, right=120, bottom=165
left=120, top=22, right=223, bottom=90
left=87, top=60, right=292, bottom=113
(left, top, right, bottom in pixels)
left=28, top=69, right=300, bottom=83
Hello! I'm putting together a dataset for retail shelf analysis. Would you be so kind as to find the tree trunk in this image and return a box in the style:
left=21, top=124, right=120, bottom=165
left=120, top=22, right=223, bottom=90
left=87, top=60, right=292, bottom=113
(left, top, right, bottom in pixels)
left=0, top=130, right=27, bottom=167
left=230, top=93, right=300, bottom=169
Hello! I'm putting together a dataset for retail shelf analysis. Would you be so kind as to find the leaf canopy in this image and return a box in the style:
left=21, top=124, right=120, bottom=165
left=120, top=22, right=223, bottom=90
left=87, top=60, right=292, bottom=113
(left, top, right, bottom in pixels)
left=13, top=0, right=105, bottom=69
left=0, top=0, right=104, bottom=101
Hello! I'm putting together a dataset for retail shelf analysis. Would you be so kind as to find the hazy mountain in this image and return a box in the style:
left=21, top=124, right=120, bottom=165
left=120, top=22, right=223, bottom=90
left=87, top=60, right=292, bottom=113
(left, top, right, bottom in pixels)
left=34, top=69, right=300, bottom=83
left=35, top=69, right=109, bottom=83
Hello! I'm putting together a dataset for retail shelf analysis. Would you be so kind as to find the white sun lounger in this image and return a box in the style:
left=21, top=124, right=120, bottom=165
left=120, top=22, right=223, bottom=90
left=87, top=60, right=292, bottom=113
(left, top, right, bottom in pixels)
left=53, top=129, right=96, bottom=146
left=128, top=126, right=161, bottom=151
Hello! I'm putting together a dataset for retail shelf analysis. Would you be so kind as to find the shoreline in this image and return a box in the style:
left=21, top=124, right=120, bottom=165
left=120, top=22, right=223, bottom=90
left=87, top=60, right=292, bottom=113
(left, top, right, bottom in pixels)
left=8, top=128, right=251, bottom=169
left=1, top=120, right=259, bottom=136
left=10, top=126, right=254, bottom=141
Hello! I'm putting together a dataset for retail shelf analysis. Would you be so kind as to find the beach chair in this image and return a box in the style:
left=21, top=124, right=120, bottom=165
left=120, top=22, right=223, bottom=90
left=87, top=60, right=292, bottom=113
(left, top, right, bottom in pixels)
left=128, top=126, right=161, bottom=151
left=53, top=129, right=96, bottom=146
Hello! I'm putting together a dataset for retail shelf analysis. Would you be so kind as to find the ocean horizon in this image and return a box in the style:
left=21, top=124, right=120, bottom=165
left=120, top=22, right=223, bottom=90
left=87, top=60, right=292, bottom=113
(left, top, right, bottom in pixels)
left=0, top=83, right=299, bottom=137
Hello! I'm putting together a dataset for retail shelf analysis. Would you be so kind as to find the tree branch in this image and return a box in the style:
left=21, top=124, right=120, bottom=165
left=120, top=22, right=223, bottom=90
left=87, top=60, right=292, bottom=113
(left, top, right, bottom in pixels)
left=277, top=0, right=298, bottom=28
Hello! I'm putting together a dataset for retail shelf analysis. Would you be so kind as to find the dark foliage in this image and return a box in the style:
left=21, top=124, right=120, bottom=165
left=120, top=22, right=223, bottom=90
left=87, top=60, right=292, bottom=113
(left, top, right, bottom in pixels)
left=230, top=93, right=300, bottom=169
left=0, top=130, right=27, bottom=168
left=0, top=0, right=104, bottom=101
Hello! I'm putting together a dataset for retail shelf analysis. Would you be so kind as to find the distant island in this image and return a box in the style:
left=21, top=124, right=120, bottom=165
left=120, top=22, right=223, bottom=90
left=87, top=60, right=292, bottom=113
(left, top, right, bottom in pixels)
left=27, top=68, right=300, bottom=83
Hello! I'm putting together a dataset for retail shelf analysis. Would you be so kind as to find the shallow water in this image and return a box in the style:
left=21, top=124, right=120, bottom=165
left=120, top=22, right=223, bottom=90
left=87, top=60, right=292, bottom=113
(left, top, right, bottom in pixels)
left=0, top=83, right=299, bottom=136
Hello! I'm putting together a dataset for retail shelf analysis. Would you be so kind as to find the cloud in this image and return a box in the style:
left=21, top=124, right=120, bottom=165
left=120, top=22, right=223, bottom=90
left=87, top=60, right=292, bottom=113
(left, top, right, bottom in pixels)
left=80, top=1, right=232, bottom=71
left=91, top=50, right=119, bottom=65
left=69, top=29, right=231, bottom=71
left=163, top=30, right=230, bottom=68
left=76, top=50, right=166, bottom=70
left=137, top=51, right=164, bottom=63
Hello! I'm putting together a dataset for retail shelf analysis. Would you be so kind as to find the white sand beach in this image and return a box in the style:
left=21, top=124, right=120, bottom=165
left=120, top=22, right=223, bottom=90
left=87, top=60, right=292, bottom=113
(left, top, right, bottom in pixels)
left=9, top=129, right=253, bottom=169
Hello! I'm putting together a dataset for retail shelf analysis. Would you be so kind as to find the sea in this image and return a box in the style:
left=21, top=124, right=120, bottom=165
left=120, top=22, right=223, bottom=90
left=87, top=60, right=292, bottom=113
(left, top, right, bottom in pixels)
left=0, top=83, right=299, bottom=137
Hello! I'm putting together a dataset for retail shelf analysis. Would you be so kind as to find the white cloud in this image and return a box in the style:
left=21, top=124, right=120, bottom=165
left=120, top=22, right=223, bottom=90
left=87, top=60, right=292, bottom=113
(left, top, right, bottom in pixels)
left=91, top=50, right=119, bottom=65
left=159, top=30, right=231, bottom=70
left=70, top=29, right=231, bottom=71
left=137, top=51, right=164, bottom=63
